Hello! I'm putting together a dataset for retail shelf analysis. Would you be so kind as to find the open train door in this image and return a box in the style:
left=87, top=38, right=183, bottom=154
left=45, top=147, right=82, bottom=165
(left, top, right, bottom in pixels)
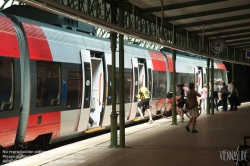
left=76, top=50, right=92, bottom=132
left=194, top=66, right=203, bottom=93
left=128, top=58, right=139, bottom=120
left=146, top=60, right=153, bottom=99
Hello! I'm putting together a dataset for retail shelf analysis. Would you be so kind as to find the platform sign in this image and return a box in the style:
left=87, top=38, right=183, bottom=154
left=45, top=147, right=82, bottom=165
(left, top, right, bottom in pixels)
left=246, top=50, right=250, bottom=59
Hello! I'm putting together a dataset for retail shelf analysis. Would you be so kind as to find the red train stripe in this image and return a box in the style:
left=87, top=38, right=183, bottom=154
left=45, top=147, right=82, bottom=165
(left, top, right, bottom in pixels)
left=22, top=22, right=53, bottom=61
left=148, top=50, right=166, bottom=72
left=0, top=16, right=20, bottom=58
left=24, top=112, right=60, bottom=142
left=0, top=117, right=19, bottom=147
left=216, top=62, right=226, bottom=70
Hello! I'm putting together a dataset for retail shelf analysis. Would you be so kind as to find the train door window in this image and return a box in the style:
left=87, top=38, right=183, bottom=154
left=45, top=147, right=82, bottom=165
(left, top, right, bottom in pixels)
left=66, top=79, right=82, bottom=110
left=116, top=68, right=132, bottom=103
left=36, top=62, right=61, bottom=107
left=83, top=62, right=91, bottom=108
left=0, top=58, right=14, bottom=111
left=107, top=65, right=112, bottom=105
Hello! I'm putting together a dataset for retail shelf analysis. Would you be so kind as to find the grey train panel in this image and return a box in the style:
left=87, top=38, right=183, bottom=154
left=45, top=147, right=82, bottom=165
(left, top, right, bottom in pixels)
left=42, top=27, right=85, bottom=64
left=83, top=37, right=104, bottom=52
left=101, top=42, right=112, bottom=54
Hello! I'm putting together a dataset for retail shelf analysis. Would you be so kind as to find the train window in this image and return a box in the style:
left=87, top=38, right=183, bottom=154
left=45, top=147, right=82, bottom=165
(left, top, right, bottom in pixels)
left=36, top=62, right=61, bottom=107
left=83, top=62, right=91, bottom=108
left=116, top=68, right=132, bottom=104
left=0, top=58, right=14, bottom=111
left=152, top=71, right=167, bottom=98
left=174, top=73, right=194, bottom=91
left=66, top=79, right=82, bottom=110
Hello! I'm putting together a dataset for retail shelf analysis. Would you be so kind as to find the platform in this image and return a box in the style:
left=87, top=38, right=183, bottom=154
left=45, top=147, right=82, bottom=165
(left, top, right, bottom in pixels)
left=5, top=102, right=250, bottom=166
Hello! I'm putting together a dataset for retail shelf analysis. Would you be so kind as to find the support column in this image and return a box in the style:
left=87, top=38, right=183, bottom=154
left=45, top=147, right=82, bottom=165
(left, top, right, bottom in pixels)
left=110, top=0, right=118, bottom=148
left=211, top=59, right=214, bottom=114
left=206, top=58, right=210, bottom=114
left=171, top=24, right=177, bottom=125
left=172, top=49, right=177, bottom=125
left=119, top=0, right=125, bottom=148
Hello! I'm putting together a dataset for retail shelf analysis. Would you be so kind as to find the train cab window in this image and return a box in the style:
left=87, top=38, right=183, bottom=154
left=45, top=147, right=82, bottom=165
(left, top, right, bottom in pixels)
left=36, top=62, right=61, bottom=107
left=0, top=58, right=14, bottom=111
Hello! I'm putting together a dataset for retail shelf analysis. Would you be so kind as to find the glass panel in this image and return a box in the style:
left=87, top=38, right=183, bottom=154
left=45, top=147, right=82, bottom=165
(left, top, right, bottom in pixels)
left=107, top=65, right=112, bottom=106
left=37, top=61, right=61, bottom=107
left=152, top=71, right=167, bottom=98
left=0, top=58, right=14, bottom=110
left=133, top=68, right=138, bottom=102
left=66, top=79, right=82, bottom=110
left=148, top=69, right=152, bottom=92
left=83, top=62, right=91, bottom=108
left=110, top=68, right=133, bottom=104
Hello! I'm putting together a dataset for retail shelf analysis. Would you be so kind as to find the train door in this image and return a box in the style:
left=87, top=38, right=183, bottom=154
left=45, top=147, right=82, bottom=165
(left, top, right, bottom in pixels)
left=203, top=67, right=207, bottom=85
left=88, top=57, right=104, bottom=128
left=129, top=58, right=139, bottom=120
left=77, top=50, right=92, bottom=131
left=146, top=60, right=153, bottom=99
left=194, top=66, right=203, bottom=92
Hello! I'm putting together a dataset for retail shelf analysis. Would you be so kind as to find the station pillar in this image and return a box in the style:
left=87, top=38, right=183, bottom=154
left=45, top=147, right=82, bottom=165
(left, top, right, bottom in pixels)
left=110, top=0, right=118, bottom=148
left=119, top=0, right=125, bottom=148
left=210, top=59, right=214, bottom=114
left=206, top=58, right=210, bottom=115
left=171, top=49, right=177, bottom=125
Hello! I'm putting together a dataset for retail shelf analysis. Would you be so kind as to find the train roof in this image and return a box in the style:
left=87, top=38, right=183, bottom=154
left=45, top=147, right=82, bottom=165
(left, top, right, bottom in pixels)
left=2, top=5, right=96, bottom=35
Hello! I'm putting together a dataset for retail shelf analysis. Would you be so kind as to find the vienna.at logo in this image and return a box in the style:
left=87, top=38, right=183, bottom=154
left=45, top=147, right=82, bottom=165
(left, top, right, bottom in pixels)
left=219, top=146, right=249, bottom=165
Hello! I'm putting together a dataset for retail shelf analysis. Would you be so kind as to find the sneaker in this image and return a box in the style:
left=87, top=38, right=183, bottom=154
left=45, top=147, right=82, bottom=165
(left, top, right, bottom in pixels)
left=185, top=126, right=190, bottom=132
left=148, top=120, right=153, bottom=124
left=140, top=116, right=145, bottom=120
left=192, top=130, right=198, bottom=133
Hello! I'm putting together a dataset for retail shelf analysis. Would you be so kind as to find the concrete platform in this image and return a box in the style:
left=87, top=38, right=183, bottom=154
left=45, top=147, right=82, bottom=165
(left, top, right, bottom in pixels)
left=5, top=102, right=250, bottom=166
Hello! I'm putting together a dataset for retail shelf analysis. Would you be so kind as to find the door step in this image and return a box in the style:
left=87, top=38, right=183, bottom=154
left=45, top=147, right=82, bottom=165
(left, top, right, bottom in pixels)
left=85, top=126, right=105, bottom=133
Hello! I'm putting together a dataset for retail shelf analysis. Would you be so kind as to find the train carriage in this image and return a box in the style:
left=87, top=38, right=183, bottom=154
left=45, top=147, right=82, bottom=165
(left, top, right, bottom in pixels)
left=0, top=7, right=227, bottom=152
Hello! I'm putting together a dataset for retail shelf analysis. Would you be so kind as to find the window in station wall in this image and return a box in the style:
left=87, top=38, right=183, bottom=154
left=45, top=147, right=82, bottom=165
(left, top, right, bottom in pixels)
left=0, top=58, right=14, bottom=111
left=36, top=61, right=61, bottom=107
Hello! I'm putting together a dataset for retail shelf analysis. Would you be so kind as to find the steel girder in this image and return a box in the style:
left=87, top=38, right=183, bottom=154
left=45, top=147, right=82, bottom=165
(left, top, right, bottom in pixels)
left=9, top=0, right=250, bottom=64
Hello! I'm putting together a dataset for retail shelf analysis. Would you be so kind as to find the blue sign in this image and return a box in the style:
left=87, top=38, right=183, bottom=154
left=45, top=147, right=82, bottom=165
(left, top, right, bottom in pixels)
left=246, top=50, right=250, bottom=59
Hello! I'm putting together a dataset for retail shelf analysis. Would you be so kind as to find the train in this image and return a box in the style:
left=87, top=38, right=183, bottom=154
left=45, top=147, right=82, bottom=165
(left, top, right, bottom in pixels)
left=0, top=6, right=228, bottom=152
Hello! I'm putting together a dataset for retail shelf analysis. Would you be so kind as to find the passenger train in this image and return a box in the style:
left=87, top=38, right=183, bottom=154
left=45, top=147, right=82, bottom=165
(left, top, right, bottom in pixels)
left=0, top=6, right=228, bottom=152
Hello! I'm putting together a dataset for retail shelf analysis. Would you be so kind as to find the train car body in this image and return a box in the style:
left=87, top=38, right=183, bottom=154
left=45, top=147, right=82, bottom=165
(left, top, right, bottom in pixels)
left=0, top=8, right=227, bottom=149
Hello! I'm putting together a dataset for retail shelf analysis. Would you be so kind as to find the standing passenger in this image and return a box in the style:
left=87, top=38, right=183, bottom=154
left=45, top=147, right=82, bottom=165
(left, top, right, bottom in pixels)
left=229, top=81, right=238, bottom=111
left=220, top=82, right=228, bottom=111
left=200, top=84, right=207, bottom=111
left=176, top=83, right=185, bottom=123
left=137, top=81, right=153, bottom=124
left=214, top=81, right=219, bottom=112
left=185, top=83, right=201, bottom=133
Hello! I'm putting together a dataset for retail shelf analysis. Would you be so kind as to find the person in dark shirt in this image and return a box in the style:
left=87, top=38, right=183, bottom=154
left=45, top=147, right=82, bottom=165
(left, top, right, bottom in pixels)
left=176, top=83, right=185, bottom=123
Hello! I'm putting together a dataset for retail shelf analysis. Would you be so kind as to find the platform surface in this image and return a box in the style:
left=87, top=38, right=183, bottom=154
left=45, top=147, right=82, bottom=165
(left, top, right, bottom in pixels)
left=5, top=102, right=250, bottom=166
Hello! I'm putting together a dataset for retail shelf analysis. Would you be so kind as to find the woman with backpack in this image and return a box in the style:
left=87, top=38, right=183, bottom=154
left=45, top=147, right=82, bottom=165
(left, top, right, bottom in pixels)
left=185, top=82, right=201, bottom=133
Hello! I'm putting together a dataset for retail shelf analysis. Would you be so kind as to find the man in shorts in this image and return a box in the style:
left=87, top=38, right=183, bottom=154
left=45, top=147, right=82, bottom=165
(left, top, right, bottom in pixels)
left=137, top=81, right=153, bottom=124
